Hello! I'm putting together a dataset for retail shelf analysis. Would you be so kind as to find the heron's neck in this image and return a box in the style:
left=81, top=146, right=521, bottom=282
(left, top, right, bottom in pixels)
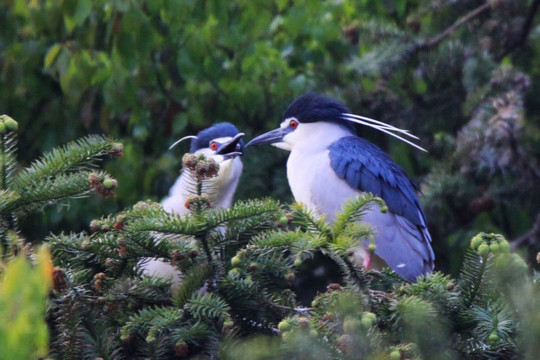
left=206, top=157, right=243, bottom=209
left=286, top=122, right=353, bottom=215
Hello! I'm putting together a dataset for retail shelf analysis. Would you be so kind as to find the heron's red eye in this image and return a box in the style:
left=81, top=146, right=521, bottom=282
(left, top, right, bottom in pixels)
left=290, top=120, right=298, bottom=129
left=210, top=142, right=218, bottom=151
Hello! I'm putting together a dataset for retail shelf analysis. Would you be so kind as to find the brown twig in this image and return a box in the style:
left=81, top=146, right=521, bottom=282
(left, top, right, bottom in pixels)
left=416, top=2, right=492, bottom=51
left=511, top=213, right=540, bottom=249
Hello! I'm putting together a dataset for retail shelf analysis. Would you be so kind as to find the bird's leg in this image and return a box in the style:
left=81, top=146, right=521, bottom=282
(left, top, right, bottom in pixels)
left=363, top=251, right=372, bottom=269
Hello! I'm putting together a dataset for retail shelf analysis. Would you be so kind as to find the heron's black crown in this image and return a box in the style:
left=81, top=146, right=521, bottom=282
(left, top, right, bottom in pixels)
left=283, top=93, right=356, bottom=132
left=190, top=122, right=244, bottom=153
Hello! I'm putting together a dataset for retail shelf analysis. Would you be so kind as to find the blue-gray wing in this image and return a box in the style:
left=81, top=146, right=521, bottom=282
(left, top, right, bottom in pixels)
left=328, top=136, right=434, bottom=281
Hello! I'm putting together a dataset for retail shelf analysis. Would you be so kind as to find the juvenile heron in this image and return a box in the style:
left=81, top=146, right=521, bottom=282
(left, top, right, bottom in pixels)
left=247, top=93, right=434, bottom=282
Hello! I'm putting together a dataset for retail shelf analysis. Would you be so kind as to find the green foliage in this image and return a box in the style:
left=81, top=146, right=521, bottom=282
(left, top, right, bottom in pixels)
left=3, top=0, right=540, bottom=277
left=0, top=115, right=121, bottom=359
left=0, top=246, right=52, bottom=360
left=0, top=117, right=119, bottom=221
left=225, top=238, right=535, bottom=360
left=187, top=292, right=231, bottom=323
left=172, top=264, right=212, bottom=308
left=0, top=114, right=119, bottom=272
left=3, top=0, right=540, bottom=358
left=45, top=151, right=539, bottom=358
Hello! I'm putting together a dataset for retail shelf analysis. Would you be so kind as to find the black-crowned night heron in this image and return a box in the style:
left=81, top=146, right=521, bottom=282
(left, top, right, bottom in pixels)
left=162, top=122, right=245, bottom=213
left=247, top=93, right=434, bottom=282
left=142, top=123, right=245, bottom=285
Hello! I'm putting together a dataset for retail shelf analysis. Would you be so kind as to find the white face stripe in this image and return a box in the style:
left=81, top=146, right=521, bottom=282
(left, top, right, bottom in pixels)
left=194, top=147, right=234, bottom=164
left=280, top=117, right=297, bottom=129
left=194, top=136, right=237, bottom=162
left=209, top=136, right=234, bottom=147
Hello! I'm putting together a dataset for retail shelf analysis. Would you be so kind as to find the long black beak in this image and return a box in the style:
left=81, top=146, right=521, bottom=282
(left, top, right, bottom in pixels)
left=216, top=132, right=245, bottom=160
left=246, top=128, right=285, bottom=147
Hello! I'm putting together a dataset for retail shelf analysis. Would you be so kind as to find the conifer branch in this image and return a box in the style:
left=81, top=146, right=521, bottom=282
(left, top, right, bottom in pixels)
left=0, top=190, right=20, bottom=214
left=6, top=172, right=102, bottom=216
left=173, top=265, right=213, bottom=308
left=458, top=251, right=492, bottom=309
left=205, top=199, right=282, bottom=229
left=170, top=322, right=213, bottom=348
left=218, top=277, right=291, bottom=328
left=340, top=255, right=370, bottom=290
left=12, top=135, right=118, bottom=189
left=121, top=306, right=183, bottom=341
left=125, top=214, right=205, bottom=236
left=0, top=131, right=17, bottom=191
left=332, top=193, right=385, bottom=238
left=187, top=292, right=231, bottom=323
left=291, top=203, right=331, bottom=236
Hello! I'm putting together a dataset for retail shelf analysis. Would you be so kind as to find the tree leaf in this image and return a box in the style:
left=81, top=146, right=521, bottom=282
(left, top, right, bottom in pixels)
left=44, top=44, right=62, bottom=69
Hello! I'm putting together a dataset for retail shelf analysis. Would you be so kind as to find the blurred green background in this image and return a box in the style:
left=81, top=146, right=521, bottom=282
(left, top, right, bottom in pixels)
left=1, top=0, right=540, bottom=276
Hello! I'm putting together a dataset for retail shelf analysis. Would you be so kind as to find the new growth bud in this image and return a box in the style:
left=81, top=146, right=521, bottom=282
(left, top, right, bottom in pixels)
left=113, top=214, right=127, bottom=231
left=471, top=232, right=511, bottom=257
left=0, top=115, right=18, bottom=132
left=182, top=154, right=198, bottom=170
left=327, top=283, right=342, bottom=292
left=195, top=160, right=219, bottom=179
left=297, top=317, right=310, bottom=330
left=4, top=118, right=18, bottom=131
left=184, top=194, right=210, bottom=211
left=488, top=331, right=499, bottom=344
left=336, top=334, right=353, bottom=352
left=182, top=153, right=220, bottom=181
left=117, top=238, right=127, bottom=257
left=52, top=268, right=67, bottom=293
left=133, top=200, right=162, bottom=211
left=88, top=173, right=118, bottom=198
left=93, top=272, right=106, bottom=291
left=231, top=256, right=242, bottom=267
left=103, top=178, right=118, bottom=190
left=108, top=142, right=124, bottom=158
left=174, top=341, right=189, bottom=358
left=278, top=319, right=292, bottom=332
left=343, top=316, right=363, bottom=333
left=171, top=250, right=185, bottom=266
left=477, top=243, right=490, bottom=256
left=285, top=272, right=295, bottom=285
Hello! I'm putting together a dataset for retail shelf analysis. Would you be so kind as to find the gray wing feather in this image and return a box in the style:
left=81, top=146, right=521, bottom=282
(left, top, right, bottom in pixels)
left=326, top=136, right=434, bottom=281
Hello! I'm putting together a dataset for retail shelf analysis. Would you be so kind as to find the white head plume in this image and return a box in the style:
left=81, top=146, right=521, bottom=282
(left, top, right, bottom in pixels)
left=169, top=135, right=198, bottom=150
left=340, top=113, right=427, bottom=152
